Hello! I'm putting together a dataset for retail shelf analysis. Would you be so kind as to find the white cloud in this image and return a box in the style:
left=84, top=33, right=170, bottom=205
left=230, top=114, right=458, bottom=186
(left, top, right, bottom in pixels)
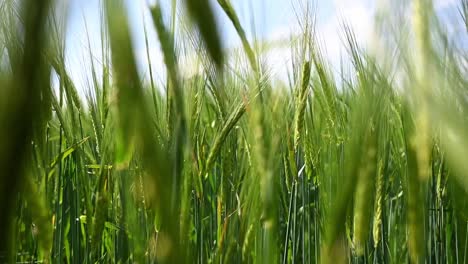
left=307, top=0, right=376, bottom=76
left=67, top=0, right=463, bottom=94
left=217, top=0, right=377, bottom=83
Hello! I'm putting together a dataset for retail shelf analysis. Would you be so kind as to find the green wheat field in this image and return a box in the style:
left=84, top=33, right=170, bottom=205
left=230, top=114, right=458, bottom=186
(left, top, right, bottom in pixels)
left=0, top=0, right=467, bottom=263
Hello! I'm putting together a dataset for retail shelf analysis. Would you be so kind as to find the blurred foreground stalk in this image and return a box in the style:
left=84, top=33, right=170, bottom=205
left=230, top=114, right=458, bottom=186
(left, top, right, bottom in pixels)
left=0, top=0, right=52, bottom=260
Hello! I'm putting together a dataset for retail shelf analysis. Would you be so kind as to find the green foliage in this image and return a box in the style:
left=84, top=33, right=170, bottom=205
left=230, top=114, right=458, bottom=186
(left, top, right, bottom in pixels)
left=0, top=0, right=467, bottom=263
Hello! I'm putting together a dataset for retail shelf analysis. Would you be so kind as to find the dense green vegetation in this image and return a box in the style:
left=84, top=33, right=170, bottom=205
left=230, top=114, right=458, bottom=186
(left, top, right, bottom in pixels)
left=0, top=0, right=467, bottom=263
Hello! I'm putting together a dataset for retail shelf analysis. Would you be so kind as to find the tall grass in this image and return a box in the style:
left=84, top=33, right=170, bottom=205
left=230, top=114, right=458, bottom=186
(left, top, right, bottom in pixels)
left=0, top=0, right=467, bottom=263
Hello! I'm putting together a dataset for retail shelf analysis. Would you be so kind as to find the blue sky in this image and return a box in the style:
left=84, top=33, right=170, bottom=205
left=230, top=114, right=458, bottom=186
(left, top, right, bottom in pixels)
left=62, top=0, right=463, bottom=93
